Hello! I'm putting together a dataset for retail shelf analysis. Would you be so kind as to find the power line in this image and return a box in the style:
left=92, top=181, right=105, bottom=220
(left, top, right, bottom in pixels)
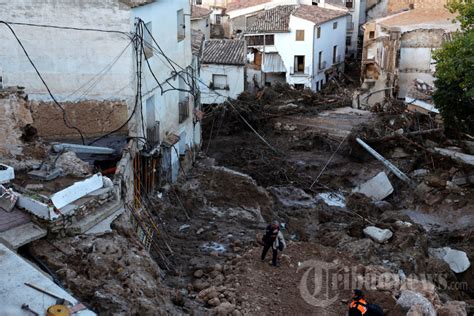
left=0, top=20, right=86, bottom=144
left=4, top=21, right=132, bottom=37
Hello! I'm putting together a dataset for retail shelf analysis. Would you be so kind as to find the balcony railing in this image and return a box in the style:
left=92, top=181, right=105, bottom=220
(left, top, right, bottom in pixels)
left=290, top=65, right=311, bottom=76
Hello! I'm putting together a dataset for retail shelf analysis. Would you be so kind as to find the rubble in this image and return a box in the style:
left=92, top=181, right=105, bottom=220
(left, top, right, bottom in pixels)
left=353, top=172, right=394, bottom=201
left=363, top=226, right=393, bottom=243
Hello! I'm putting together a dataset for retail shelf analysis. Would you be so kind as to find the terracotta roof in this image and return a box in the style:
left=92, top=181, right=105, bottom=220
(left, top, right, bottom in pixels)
left=201, top=39, right=246, bottom=65
left=246, top=5, right=297, bottom=33
left=227, top=0, right=272, bottom=12
left=192, top=5, right=212, bottom=20
left=191, top=29, right=205, bottom=56
left=378, top=8, right=458, bottom=31
left=293, top=5, right=348, bottom=25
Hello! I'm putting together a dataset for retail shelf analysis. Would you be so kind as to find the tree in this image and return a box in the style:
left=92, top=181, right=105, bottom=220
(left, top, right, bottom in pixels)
left=433, top=0, right=474, bottom=135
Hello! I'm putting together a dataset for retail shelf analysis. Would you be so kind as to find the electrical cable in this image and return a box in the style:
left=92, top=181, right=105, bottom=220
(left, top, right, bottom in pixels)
left=0, top=20, right=86, bottom=144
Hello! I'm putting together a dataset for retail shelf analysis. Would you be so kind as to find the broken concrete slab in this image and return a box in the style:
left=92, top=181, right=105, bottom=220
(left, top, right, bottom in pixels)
left=69, top=199, right=123, bottom=235
left=51, top=173, right=103, bottom=209
left=85, top=207, right=124, bottom=235
left=0, top=243, right=96, bottom=316
left=363, top=226, right=393, bottom=243
left=353, top=172, right=394, bottom=201
left=17, top=193, right=56, bottom=220
left=429, top=247, right=471, bottom=273
left=434, top=147, right=474, bottom=167
left=0, top=222, right=47, bottom=249
left=318, top=192, right=346, bottom=208
left=0, top=163, right=15, bottom=184
left=28, top=167, right=62, bottom=181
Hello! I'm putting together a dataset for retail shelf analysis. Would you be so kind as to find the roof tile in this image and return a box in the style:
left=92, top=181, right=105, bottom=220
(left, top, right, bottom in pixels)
left=201, top=39, right=246, bottom=65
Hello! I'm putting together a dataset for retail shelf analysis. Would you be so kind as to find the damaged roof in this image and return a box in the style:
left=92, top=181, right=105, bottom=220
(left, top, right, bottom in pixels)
left=191, top=29, right=205, bottom=56
left=375, top=8, right=458, bottom=32
left=227, top=0, right=272, bottom=12
left=192, top=5, right=212, bottom=19
left=293, top=5, right=348, bottom=25
left=201, top=39, right=246, bottom=65
left=246, top=5, right=297, bottom=33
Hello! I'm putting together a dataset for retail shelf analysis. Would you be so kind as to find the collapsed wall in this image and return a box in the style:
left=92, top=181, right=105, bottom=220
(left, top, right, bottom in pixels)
left=0, top=87, right=34, bottom=157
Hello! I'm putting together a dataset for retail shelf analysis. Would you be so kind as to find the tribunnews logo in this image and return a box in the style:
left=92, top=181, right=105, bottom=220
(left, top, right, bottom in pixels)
left=297, top=260, right=468, bottom=308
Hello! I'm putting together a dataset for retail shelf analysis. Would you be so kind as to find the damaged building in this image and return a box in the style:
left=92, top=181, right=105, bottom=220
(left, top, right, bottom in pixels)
left=358, top=5, right=458, bottom=108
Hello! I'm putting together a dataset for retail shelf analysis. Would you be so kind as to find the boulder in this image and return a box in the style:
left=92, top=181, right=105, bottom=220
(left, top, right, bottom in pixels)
left=215, top=302, right=236, bottom=315
left=396, top=290, right=436, bottom=316
left=363, top=226, right=393, bottom=243
left=429, top=247, right=471, bottom=273
left=194, top=269, right=204, bottom=278
left=208, top=297, right=221, bottom=307
left=437, top=301, right=467, bottom=316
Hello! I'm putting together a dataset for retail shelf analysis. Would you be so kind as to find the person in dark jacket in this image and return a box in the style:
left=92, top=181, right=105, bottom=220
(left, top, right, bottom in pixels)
left=348, top=289, right=384, bottom=316
left=261, top=220, right=286, bottom=267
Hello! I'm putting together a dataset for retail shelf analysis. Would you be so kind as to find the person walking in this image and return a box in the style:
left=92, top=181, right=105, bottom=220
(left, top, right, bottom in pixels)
left=261, top=220, right=286, bottom=267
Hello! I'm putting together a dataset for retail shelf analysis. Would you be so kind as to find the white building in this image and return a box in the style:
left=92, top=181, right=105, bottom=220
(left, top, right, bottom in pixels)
left=314, top=0, right=367, bottom=58
left=200, top=39, right=247, bottom=104
left=0, top=0, right=198, bottom=184
left=244, top=4, right=348, bottom=90
left=192, top=5, right=212, bottom=40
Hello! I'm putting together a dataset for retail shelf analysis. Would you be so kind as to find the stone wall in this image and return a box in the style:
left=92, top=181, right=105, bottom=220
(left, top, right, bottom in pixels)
left=30, top=100, right=128, bottom=139
left=0, top=87, right=34, bottom=157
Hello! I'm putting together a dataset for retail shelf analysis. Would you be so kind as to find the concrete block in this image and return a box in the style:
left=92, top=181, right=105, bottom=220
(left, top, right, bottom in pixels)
left=396, top=290, right=436, bottom=315
left=353, top=172, right=394, bottom=201
left=0, top=164, right=15, bottom=184
left=0, top=186, right=18, bottom=212
left=85, top=207, right=124, bottom=235
left=17, top=194, right=56, bottom=220
left=68, top=199, right=123, bottom=235
left=363, top=226, right=393, bottom=243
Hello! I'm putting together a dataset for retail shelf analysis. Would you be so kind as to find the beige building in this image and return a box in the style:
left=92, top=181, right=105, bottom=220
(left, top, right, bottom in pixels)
left=366, top=0, right=449, bottom=20
left=359, top=6, right=458, bottom=108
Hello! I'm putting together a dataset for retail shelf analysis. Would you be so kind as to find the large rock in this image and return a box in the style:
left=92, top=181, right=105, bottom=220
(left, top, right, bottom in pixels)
left=363, top=226, right=393, bottom=243
left=437, top=301, right=467, bottom=316
left=396, top=290, right=436, bottom=316
left=429, top=247, right=471, bottom=273
left=214, top=302, right=236, bottom=315
left=353, top=172, right=394, bottom=201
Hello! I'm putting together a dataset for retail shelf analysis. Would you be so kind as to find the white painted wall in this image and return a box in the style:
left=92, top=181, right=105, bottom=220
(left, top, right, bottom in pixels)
left=133, top=0, right=195, bottom=182
left=200, top=64, right=245, bottom=103
left=312, top=15, right=347, bottom=89
left=192, top=17, right=211, bottom=40
left=0, top=0, right=134, bottom=102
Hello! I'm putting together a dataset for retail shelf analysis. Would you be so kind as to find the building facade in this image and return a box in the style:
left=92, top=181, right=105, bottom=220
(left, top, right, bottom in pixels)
left=359, top=7, right=458, bottom=107
left=245, top=4, right=348, bottom=90
left=200, top=39, right=247, bottom=104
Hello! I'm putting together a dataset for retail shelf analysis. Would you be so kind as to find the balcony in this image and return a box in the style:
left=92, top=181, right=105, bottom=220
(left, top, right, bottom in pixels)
left=290, top=65, right=311, bottom=76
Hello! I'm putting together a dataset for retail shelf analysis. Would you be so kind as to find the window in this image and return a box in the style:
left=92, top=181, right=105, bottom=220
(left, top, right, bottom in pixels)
left=346, top=36, right=351, bottom=46
left=146, top=95, right=159, bottom=145
left=294, top=84, right=304, bottom=90
left=333, top=45, right=337, bottom=64
left=316, top=81, right=319, bottom=91
left=320, top=79, right=324, bottom=89
left=318, top=51, right=323, bottom=70
left=179, top=99, right=189, bottom=123
left=296, top=30, right=305, bottom=41
left=345, top=0, right=353, bottom=8
left=246, top=34, right=274, bottom=46
left=333, top=22, right=338, bottom=29
left=294, top=55, right=305, bottom=73
left=215, top=14, right=222, bottom=25
left=369, top=31, right=375, bottom=39
left=317, top=26, right=321, bottom=38
left=212, top=74, right=228, bottom=90
left=177, top=9, right=185, bottom=41
left=144, top=22, right=153, bottom=59
left=195, top=0, right=202, bottom=4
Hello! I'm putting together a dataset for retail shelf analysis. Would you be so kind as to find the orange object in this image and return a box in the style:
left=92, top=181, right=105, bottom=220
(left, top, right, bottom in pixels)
left=349, top=298, right=368, bottom=314
left=46, top=305, right=70, bottom=316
